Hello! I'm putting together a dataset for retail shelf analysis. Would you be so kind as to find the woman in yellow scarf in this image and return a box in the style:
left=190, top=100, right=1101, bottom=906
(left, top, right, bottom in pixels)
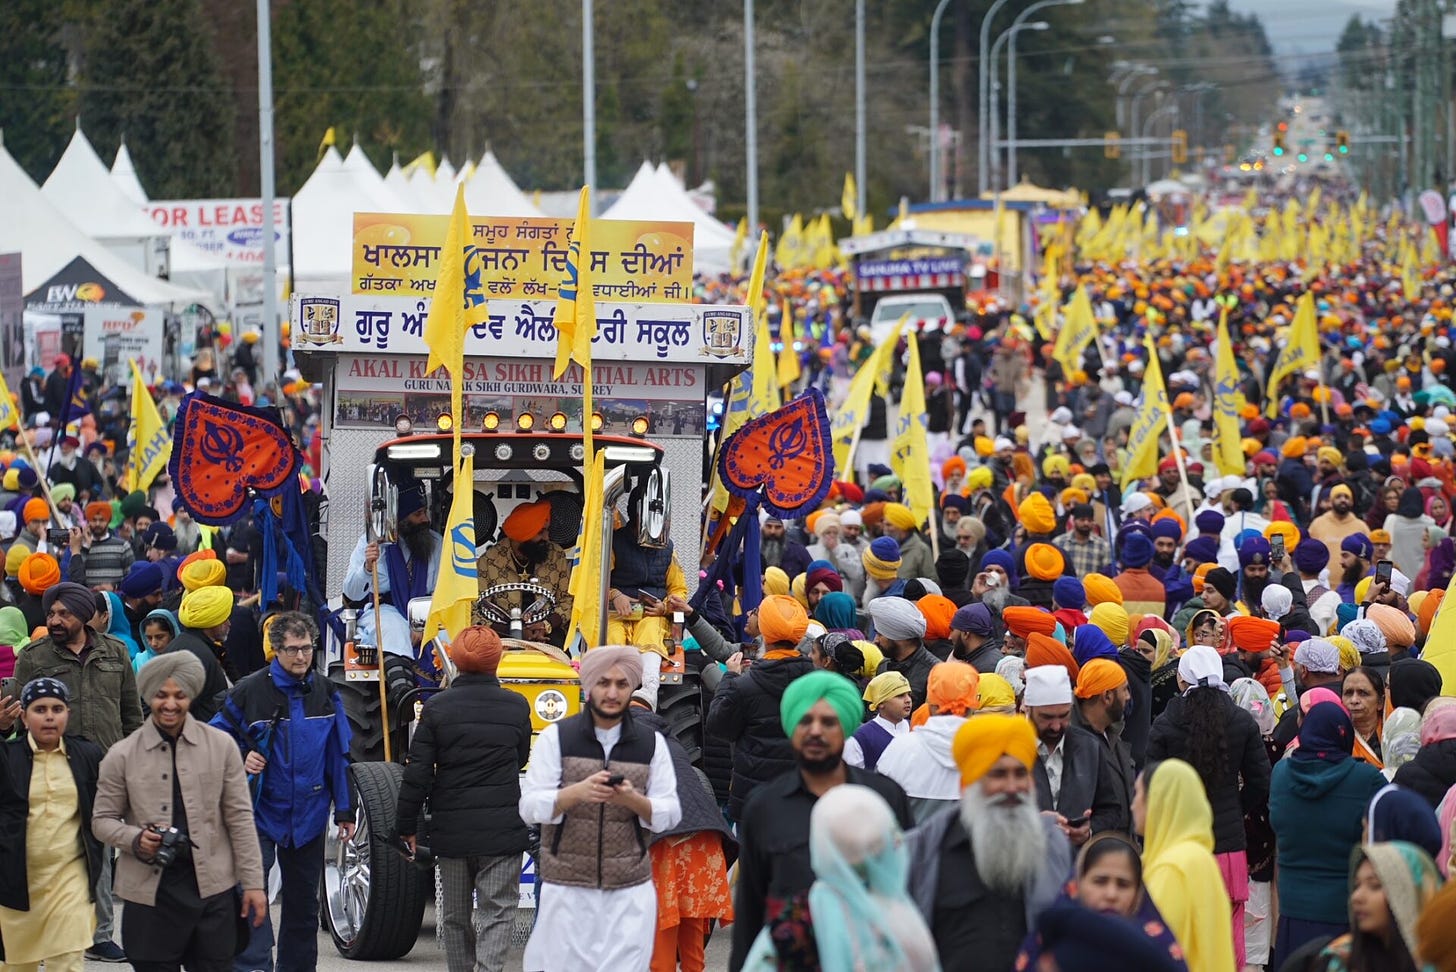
left=1136, top=759, right=1236, bottom=972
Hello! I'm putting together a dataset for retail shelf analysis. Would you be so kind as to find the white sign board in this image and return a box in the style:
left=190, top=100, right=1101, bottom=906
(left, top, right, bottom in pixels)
left=144, top=199, right=291, bottom=268
left=83, top=305, right=165, bottom=381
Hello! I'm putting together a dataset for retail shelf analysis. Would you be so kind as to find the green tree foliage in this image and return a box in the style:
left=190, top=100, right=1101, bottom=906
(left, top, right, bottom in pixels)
left=0, top=0, right=77, bottom=182
left=76, top=0, right=237, bottom=198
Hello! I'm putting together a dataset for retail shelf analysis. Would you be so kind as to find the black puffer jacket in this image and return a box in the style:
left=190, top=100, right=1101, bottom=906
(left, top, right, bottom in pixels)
left=395, top=672, right=533, bottom=858
left=1393, top=738, right=1456, bottom=809
left=1148, top=689, right=1271, bottom=854
left=706, top=654, right=815, bottom=820
left=0, top=733, right=104, bottom=910
left=635, top=710, right=736, bottom=864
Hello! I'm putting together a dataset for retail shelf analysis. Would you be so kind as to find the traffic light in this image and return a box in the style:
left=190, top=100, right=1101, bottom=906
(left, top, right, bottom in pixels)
left=1272, top=130, right=1286, bottom=156
left=1104, top=131, right=1120, bottom=159
left=1297, top=152, right=1308, bottom=162
left=1171, top=129, right=1188, bottom=165
left=1336, top=130, right=1350, bottom=154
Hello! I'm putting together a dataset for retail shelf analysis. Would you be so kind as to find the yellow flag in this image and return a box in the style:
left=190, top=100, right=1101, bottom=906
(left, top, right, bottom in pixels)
left=422, top=185, right=470, bottom=451
left=1417, top=568, right=1456, bottom=694
left=0, top=370, right=18, bottom=433
left=841, top=172, right=858, bottom=221
left=1212, top=306, right=1245, bottom=476
left=564, top=450, right=607, bottom=648
left=554, top=186, right=597, bottom=380
left=1264, top=291, right=1321, bottom=417
left=122, top=359, right=171, bottom=494
left=317, top=126, right=336, bottom=160
left=730, top=216, right=747, bottom=269
left=831, top=316, right=906, bottom=476
left=775, top=214, right=804, bottom=268
left=777, top=301, right=801, bottom=389
left=890, top=333, right=933, bottom=527
left=1405, top=239, right=1424, bottom=299
left=1052, top=285, right=1097, bottom=377
left=1121, top=336, right=1170, bottom=491
left=422, top=451, right=478, bottom=643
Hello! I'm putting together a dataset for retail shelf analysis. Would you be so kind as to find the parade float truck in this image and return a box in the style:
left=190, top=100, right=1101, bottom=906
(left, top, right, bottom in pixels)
left=290, top=210, right=751, bottom=959
left=840, top=226, right=982, bottom=335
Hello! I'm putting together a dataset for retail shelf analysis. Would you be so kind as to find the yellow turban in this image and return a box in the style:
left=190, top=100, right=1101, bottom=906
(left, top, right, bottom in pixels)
left=1019, top=492, right=1057, bottom=535
left=180, top=558, right=228, bottom=592
left=1354, top=576, right=1373, bottom=605
left=966, top=466, right=994, bottom=491
left=1024, top=543, right=1065, bottom=582
left=1317, top=446, right=1344, bottom=466
left=975, top=673, right=1018, bottom=712
left=1328, top=635, right=1360, bottom=674
left=178, top=586, right=234, bottom=630
left=5, top=544, right=27, bottom=579
left=951, top=713, right=1038, bottom=786
left=763, top=566, right=791, bottom=597
left=1075, top=658, right=1129, bottom=699
left=883, top=503, right=919, bottom=532
left=1083, top=573, right=1123, bottom=606
left=854, top=639, right=884, bottom=681
left=973, top=436, right=994, bottom=458
left=1089, top=602, right=1130, bottom=647
left=863, top=671, right=912, bottom=709
left=1042, top=454, right=1070, bottom=479
left=1263, top=520, right=1300, bottom=550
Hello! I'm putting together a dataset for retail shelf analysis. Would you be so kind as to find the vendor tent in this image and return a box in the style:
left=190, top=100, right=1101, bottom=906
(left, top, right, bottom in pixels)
left=462, top=150, right=543, bottom=217
left=407, top=164, right=451, bottom=214
left=383, top=158, right=424, bottom=210
left=979, top=180, right=1082, bottom=209
left=602, top=160, right=736, bottom=274
left=291, top=146, right=411, bottom=289
left=110, top=140, right=148, bottom=204
left=43, top=127, right=172, bottom=275
left=0, top=139, right=208, bottom=307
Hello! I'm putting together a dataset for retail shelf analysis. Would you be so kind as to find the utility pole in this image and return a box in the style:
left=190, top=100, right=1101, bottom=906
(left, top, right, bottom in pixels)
left=855, top=0, right=866, bottom=216
left=256, top=0, right=279, bottom=384
left=583, top=0, right=596, bottom=195
left=745, top=0, right=758, bottom=234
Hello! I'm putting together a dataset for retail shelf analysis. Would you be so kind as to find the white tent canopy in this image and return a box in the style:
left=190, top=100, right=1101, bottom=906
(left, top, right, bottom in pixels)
left=407, top=165, right=451, bottom=214
left=0, top=140, right=208, bottom=306
left=383, top=159, right=423, bottom=211
left=44, top=128, right=169, bottom=244
left=291, top=146, right=411, bottom=287
left=602, top=160, right=736, bottom=274
left=462, top=150, right=542, bottom=217
left=110, top=140, right=148, bottom=204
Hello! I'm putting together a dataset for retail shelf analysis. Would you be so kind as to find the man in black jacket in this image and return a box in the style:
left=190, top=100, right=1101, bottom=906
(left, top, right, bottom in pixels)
left=705, top=594, right=816, bottom=821
left=729, top=671, right=913, bottom=972
left=397, top=626, right=531, bottom=972
left=1024, top=666, right=1128, bottom=840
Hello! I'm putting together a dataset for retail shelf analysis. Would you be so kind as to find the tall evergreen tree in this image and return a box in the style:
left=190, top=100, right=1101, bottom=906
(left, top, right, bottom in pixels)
left=0, top=0, right=75, bottom=182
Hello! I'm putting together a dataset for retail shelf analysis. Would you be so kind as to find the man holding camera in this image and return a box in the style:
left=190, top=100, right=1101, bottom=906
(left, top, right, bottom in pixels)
left=68, top=501, right=136, bottom=589
left=211, top=612, right=354, bottom=972
left=519, top=645, right=681, bottom=971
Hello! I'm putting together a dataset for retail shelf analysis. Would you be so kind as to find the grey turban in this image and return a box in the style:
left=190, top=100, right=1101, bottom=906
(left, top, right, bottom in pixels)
left=137, top=650, right=207, bottom=703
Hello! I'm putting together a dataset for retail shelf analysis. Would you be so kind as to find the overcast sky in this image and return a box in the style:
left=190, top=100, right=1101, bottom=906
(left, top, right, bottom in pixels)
left=1224, top=0, right=1396, bottom=55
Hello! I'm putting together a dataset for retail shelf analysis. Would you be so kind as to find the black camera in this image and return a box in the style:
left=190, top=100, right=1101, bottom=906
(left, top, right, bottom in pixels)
left=46, top=527, right=70, bottom=549
left=149, top=825, right=195, bottom=868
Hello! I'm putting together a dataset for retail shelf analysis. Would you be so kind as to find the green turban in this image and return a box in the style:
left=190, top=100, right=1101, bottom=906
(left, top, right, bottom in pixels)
left=780, top=670, right=864, bottom=737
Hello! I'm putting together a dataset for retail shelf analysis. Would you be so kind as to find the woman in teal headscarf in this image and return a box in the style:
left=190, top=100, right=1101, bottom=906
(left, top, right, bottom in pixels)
left=742, top=783, right=939, bottom=971
left=132, top=608, right=181, bottom=673
left=814, top=591, right=864, bottom=639
left=98, top=591, right=140, bottom=660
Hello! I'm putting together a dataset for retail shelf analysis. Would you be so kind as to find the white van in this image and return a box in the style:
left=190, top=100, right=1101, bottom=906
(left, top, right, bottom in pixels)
left=868, top=292, right=956, bottom=347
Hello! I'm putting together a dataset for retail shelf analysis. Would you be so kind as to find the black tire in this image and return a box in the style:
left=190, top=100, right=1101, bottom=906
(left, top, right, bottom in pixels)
left=329, top=657, right=416, bottom=764
left=321, top=762, right=429, bottom=959
left=658, top=678, right=704, bottom=765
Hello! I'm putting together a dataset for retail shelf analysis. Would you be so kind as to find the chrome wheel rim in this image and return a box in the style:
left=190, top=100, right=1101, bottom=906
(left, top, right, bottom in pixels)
left=324, top=788, right=370, bottom=944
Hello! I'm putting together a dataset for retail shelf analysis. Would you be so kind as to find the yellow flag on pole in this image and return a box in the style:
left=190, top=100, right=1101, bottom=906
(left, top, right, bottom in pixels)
left=1121, top=336, right=1170, bottom=491
left=1212, top=306, right=1246, bottom=476
left=831, top=316, right=906, bottom=476
left=122, top=359, right=171, bottom=494
left=1264, top=291, right=1320, bottom=417
left=775, top=214, right=804, bottom=268
left=1402, top=240, right=1423, bottom=301
left=1052, top=285, right=1098, bottom=377
left=554, top=186, right=598, bottom=381
left=841, top=172, right=858, bottom=221
left=890, top=333, right=934, bottom=526
left=422, top=450, right=478, bottom=643
left=777, top=301, right=801, bottom=389
left=730, top=216, right=747, bottom=269
left=1415, top=569, right=1456, bottom=694
left=0, top=370, right=19, bottom=434
left=422, top=185, right=470, bottom=452
left=564, top=450, right=607, bottom=648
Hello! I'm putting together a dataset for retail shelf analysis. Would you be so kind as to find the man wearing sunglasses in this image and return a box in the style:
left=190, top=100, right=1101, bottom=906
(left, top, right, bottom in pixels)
left=212, top=611, right=355, bottom=972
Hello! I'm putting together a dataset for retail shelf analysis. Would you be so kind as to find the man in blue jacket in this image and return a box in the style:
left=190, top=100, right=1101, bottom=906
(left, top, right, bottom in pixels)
left=212, top=611, right=354, bottom=972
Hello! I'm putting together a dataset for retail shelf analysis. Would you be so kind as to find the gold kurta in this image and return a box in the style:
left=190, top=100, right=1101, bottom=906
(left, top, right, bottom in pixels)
left=0, top=738, right=95, bottom=963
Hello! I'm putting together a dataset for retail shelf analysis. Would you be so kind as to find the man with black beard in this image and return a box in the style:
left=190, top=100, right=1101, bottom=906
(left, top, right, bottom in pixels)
left=342, top=483, right=442, bottom=654
left=1235, top=534, right=1272, bottom=614
left=728, top=671, right=912, bottom=971
left=476, top=500, right=573, bottom=644
left=905, top=714, right=1070, bottom=972
left=1337, top=532, right=1374, bottom=602
left=758, top=515, right=811, bottom=578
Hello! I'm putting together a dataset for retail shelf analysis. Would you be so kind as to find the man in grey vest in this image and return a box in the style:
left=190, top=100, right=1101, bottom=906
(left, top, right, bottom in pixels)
left=519, top=645, right=681, bottom=970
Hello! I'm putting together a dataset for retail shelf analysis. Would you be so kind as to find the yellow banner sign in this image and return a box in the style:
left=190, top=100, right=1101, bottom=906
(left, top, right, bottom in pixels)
left=352, top=213, right=695, bottom=303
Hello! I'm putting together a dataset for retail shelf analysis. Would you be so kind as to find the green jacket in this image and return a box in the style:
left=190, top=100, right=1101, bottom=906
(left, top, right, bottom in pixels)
left=14, top=632, right=143, bottom=751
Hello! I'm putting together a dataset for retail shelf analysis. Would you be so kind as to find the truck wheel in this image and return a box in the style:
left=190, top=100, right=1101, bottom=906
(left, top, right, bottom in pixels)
left=657, top=679, right=703, bottom=765
left=322, top=762, right=429, bottom=959
left=328, top=657, right=416, bottom=764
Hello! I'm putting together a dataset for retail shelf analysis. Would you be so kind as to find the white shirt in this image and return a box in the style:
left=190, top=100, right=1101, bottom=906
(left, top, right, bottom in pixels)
left=1037, top=736, right=1066, bottom=810
left=519, top=719, right=681, bottom=833
left=843, top=714, right=910, bottom=768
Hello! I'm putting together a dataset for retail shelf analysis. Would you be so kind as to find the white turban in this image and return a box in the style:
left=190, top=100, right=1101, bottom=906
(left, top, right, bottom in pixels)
left=1023, top=665, right=1073, bottom=707
left=868, top=597, right=927, bottom=641
left=1261, top=585, right=1292, bottom=621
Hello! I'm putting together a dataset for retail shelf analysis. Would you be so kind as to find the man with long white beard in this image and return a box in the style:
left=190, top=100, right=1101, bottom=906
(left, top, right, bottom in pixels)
left=905, top=714, right=1071, bottom=972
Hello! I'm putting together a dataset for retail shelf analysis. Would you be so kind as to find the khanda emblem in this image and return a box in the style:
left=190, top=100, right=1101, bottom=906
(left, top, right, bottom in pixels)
left=1215, top=369, right=1241, bottom=417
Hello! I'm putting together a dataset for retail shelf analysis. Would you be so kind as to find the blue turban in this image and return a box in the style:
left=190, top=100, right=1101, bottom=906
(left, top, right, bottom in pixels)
left=1053, top=576, right=1085, bottom=610
left=980, top=549, right=1019, bottom=587
left=1121, top=531, right=1153, bottom=568
left=1184, top=536, right=1219, bottom=564
left=1238, top=534, right=1271, bottom=568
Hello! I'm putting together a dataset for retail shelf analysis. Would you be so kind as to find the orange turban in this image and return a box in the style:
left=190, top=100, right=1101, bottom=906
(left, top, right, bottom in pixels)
left=1083, top=573, right=1123, bottom=606
left=861, top=502, right=886, bottom=528
left=1418, top=588, right=1445, bottom=636
left=1018, top=492, right=1057, bottom=535
left=1281, top=436, right=1308, bottom=459
left=927, top=661, right=980, bottom=716
left=952, top=714, right=1038, bottom=786
left=916, top=594, right=958, bottom=641
left=1075, top=658, right=1128, bottom=699
left=85, top=501, right=113, bottom=521
left=942, top=456, right=967, bottom=480
left=1026, top=631, right=1081, bottom=683
left=452, top=626, right=504, bottom=675
left=1002, top=606, right=1057, bottom=639
left=502, top=501, right=552, bottom=543
left=1192, top=561, right=1217, bottom=593
left=1368, top=604, right=1416, bottom=649
left=22, top=499, right=47, bottom=525
left=759, top=594, right=809, bottom=646
left=1024, top=543, right=1065, bottom=582
left=18, top=553, right=60, bottom=595
left=1226, top=615, right=1281, bottom=652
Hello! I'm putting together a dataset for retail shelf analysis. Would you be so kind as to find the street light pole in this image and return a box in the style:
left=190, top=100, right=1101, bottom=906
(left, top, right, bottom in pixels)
left=929, top=0, right=954, bottom=202
left=582, top=0, right=596, bottom=194
left=978, top=0, right=1016, bottom=196
left=256, top=0, right=279, bottom=383
left=1142, top=101, right=1179, bottom=183
left=1006, top=0, right=1081, bottom=188
left=745, top=0, right=758, bottom=234
left=855, top=0, right=866, bottom=216
left=988, top=21, right=1046, bottom=193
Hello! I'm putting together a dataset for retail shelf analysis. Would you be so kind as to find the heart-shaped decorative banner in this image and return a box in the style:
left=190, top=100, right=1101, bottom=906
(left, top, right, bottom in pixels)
left=169, top=393, right=300, bottom=524
left=718, top=388, right=833, bottom=518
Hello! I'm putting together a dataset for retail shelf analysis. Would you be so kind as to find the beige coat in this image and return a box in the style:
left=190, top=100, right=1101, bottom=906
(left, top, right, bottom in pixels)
left=91, top=716, right=264, bottom=906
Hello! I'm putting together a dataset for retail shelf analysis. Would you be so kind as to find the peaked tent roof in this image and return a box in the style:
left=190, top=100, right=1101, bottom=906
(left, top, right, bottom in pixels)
left=0, top=141, right=208, bottom=306
left=602, top=159, right=736, bottom=273
left=43, top=128, right=169, bottom=241
left=407, top=165, right=451, bottom=214
left=462, top=150, right=543, bottom=217
left=292, top=146, right=412, bottom=284
left=110, top=140, right=148, bottom=204
left=383, top=159, right=424, bottom=210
